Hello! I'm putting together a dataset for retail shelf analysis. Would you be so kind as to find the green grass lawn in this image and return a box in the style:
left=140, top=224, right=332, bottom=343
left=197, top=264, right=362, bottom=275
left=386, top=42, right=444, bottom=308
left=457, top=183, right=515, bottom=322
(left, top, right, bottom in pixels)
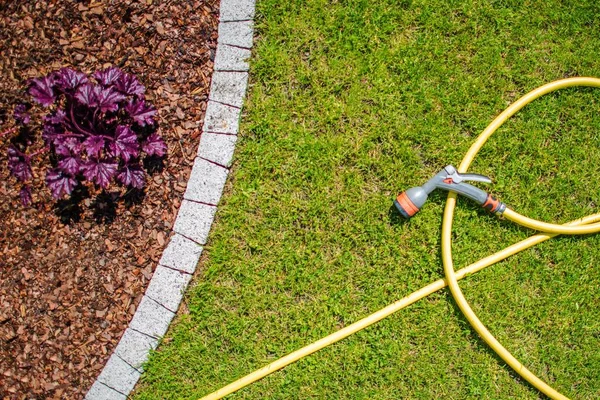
left=133, top=0, right=600, bottom=398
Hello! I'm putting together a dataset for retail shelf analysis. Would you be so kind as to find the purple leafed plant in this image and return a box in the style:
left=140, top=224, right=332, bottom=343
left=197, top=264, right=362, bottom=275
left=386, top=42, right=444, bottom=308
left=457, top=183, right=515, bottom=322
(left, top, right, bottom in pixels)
left=4, top=67, right=166, bottom=207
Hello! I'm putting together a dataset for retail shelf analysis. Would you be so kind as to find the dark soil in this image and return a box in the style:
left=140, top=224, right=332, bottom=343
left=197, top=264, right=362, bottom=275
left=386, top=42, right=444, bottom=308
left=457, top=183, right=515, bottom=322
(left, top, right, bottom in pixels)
left=0, top=1, right=218, bottom=398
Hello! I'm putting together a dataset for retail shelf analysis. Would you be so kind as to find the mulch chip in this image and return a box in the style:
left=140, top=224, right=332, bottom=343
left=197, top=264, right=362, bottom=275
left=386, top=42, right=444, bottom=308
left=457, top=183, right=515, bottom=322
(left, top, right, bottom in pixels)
left=0, top=1, right=219, bottom=398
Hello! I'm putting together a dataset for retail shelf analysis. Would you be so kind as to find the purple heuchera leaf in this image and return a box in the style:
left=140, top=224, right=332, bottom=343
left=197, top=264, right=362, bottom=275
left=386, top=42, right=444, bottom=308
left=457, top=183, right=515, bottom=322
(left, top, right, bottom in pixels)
left=83, top=159, right=118, bottom=188
left=29, top=75, right=56, bottom=107
left=42, top=122, right=64, bottom=145
left=55, top=144, right=71, bottom=158
left=125, top=99, right=156, bottom=126
left=83, top=136, right=105, bottom=157
left=64, top=137, right=83, bottom=153
left=58, top=156, right=82, bottom=175
left=20, top=185, right=32, bottom=206
left=142, top=133, right=167, bottom=157
left=115, top=73, right=145, bottom=97
left=45, top=109, right=66, bottom=125
left=75, top=84, right=125, bottom=111
left=54, top=138, right=83, bottom=155
left=7, top=146, right=32, bottom=182
left=46, top=168, right=77, bottom=199
left=117, top=163, right=145, bottom=189
left=109, top=125, right=139, bottom=161
left=96, top=86, right=126, bottom=112
left=14, top=104, right=31, bottom=125
left=55, top=139, right=84, bottom=175
left=55, top=68, right=89, bottom=91
left=75, top=83, right=98, bottom=107
left=94, top=67, right=123, bottom=87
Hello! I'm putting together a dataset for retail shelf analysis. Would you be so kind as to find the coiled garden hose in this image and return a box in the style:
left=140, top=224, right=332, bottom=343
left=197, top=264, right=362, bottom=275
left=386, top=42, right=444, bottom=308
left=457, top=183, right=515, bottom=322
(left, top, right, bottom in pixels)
left=200, top=77, right=600, bottom=400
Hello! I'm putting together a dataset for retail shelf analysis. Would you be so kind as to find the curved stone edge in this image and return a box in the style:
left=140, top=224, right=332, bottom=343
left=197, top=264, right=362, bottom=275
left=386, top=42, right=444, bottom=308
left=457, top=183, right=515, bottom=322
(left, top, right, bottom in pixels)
left=85, top=0, right=255, bottom=398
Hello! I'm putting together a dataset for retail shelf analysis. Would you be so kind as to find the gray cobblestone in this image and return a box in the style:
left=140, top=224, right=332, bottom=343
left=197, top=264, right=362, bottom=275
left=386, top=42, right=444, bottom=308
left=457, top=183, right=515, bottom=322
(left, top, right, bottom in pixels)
left=183, top=158, right=229, bottom=205
left=128, top=296, right=175, bottom=339
left=159, top=233, right=203, bottom=274
left=113, top=328, right=159, bottom=371
left=220, top=0, right=255, bottom=21
left=214, top=44, right=251, bottom=71
left=203, top=100, right=241, bottom=134
left=145, top=266, right=193, bottom=312
left=173, top=200, right=217, bottom=245
left=85, top=381, right=127, bottom=400
left=209, top=71, right=249, bottom=108
left=96, top=354, right=141, bottom=395
left=197, top=132, right=238, bottom=167
left=218, top=21, right=254, bottom=48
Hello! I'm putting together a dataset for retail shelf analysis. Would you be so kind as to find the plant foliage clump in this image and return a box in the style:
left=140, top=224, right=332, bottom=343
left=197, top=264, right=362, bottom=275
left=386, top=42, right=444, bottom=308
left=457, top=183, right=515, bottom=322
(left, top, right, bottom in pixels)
left=5, top=67, right=166, bottom=206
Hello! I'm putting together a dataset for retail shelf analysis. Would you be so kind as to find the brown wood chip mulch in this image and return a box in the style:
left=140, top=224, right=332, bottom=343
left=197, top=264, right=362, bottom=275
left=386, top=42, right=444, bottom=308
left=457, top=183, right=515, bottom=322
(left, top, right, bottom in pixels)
left=0, top=1, right=219, bottom=398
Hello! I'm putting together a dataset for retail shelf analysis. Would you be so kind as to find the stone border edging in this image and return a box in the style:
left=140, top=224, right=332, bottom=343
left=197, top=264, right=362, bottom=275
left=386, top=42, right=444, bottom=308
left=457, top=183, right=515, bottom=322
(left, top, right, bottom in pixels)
left=85, top=0, right=255, bottom=397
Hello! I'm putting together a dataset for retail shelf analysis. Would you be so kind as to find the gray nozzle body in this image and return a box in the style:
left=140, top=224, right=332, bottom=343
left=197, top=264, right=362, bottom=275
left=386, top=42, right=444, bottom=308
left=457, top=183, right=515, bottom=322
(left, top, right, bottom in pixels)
left=404, top=186, right=429, bottom=209
left=395, top=165, right=506, bottom=218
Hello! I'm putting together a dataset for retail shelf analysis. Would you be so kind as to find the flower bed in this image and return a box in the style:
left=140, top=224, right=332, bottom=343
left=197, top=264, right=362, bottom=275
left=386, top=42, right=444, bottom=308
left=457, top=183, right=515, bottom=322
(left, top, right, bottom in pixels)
left=0, top=1, right=218, bottom=397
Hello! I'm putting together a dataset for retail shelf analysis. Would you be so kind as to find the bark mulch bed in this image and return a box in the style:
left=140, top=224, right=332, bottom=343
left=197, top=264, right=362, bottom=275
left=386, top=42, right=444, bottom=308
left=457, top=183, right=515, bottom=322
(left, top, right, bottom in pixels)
left=0, top=1, right=218, bottom=398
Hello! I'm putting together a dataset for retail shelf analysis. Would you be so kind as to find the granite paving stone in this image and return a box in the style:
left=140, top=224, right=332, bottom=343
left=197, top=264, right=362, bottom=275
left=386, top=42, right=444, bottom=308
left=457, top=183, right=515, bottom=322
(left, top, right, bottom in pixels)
left=113, top=328, right=160, bottom=372
left=214, top=44, right=251, bottom=71
left=145, top=266, right=193, bottom=313
left=128, top=296, right=175, bottom=339
left=209, top=71, right=249, bottom=108
left=96, top=354, right=141, bottom=395
left=218, top=20, right=254, bottom=48
left=173, top=200, right=217, bottom=245
left=85, top=381, right=127, bottom=400
left=159, top=233, right=204, bottom=274
left=203, top=100, right=242, bottom=134
left=219, top=0, right=255, bottom=21
left=197, top=132, right=238, bottom=167
left=183, top=157, right=229, bottom=205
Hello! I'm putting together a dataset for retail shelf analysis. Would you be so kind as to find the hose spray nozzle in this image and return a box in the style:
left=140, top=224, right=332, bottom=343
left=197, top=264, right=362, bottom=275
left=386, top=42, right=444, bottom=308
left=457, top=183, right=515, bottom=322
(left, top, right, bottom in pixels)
left=394, top=165, right=506, bottom=218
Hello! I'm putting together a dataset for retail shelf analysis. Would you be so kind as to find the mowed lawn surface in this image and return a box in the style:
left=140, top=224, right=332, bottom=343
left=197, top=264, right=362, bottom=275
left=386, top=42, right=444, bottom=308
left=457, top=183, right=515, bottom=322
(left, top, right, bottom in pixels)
left=134, top=1, right=600, bottom=399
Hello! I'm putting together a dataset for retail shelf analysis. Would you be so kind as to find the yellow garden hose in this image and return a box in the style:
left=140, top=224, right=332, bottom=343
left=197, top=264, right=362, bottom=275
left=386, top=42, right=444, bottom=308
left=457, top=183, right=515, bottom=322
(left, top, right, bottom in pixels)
left=442, top=76, right=600, bottom=400
left=201, top=77, right=600, bottom=400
